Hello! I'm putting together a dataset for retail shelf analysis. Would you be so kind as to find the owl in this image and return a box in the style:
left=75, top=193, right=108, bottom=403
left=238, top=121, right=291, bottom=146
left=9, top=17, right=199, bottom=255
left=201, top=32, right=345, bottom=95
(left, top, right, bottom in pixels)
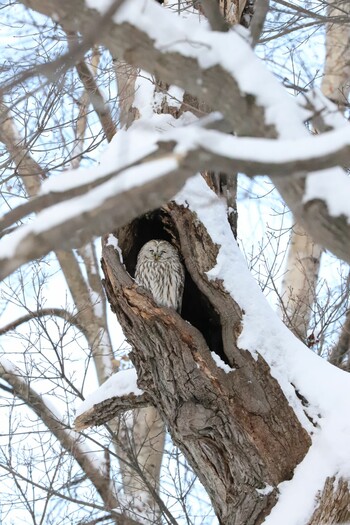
left=135, top=240, right=185, bottom=312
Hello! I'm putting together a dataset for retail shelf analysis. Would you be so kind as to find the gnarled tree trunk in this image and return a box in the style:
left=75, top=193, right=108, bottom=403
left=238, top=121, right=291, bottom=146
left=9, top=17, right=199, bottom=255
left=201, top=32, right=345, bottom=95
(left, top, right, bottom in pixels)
left=101, top=201, right=311, bottom=525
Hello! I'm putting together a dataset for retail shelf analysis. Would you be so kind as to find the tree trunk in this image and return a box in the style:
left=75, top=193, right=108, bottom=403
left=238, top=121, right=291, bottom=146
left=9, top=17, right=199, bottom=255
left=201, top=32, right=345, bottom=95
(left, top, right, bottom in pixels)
left=101, top=202, right=311, bottom=525
left=279, top=223, right=322, bottom=342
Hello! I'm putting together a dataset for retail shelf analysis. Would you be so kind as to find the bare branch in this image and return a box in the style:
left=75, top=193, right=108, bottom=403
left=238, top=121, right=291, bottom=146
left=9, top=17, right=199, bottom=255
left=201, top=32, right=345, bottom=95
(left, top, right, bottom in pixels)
left=0, top=99, right=114, bottom=381
left=7, top=0, right=350, bottom=273
left=0, top=307, right=87, bottom=337
left=250, top=0, right=269, bottom=46
left=198, top=0, right=230, bottom=31
left=0, top=0, right=125, bottom=98
left=66, top=40, right=117, bottom=143
left=0, top=462, right=144, bottom=525
left=0, top=359, right=119, bottom=510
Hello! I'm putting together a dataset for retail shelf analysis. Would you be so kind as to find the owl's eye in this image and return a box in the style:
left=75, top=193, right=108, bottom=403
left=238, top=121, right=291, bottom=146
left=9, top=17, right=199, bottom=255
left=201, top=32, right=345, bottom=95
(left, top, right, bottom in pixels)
left=149, top=249, right=154, bottom=254
left=160, top=250, right=166, bottom=255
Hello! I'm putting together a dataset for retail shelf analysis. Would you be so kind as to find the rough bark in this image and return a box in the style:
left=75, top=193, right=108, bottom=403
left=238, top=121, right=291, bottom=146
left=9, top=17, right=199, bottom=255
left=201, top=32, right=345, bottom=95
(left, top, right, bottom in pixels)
left=101, top=203, right=311, bottom=525
left=308, top=476, right=350, bottom=525
left=75, top=393, right=151, bottom=430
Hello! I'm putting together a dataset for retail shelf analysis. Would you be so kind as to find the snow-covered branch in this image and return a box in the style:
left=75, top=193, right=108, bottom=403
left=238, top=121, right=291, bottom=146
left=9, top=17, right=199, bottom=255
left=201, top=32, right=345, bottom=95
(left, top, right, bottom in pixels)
left=75, top=369, right=148, bottom=430
left=3, top=0, right=349, bottom=272
left=3, top=115, right=350, bottom=279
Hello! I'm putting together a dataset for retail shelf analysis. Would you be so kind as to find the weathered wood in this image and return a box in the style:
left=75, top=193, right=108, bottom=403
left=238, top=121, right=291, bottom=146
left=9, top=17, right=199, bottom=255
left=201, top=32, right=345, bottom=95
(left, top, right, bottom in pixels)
left=101, top=204, right=311, bottom=525
left=75, top=393, right=150, bottom=430
left=308, top=476, right=350, bottom=525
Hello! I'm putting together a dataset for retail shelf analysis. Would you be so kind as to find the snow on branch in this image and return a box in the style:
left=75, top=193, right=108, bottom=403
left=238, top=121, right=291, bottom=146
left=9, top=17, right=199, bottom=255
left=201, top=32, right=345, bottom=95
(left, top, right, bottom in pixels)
left=0, top=154, right=182, bottom=280
left=19, top=0, right=308, bottom=138
left=3, top=117, right=350, bottom=278
left=9, top=0, right=350, bottom=267
left=75, top=368, right=149, bottom=430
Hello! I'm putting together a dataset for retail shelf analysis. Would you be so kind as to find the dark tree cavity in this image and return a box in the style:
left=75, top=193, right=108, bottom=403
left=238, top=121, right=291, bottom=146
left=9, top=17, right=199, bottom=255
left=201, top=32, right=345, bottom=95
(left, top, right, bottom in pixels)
left=114, top=207, right=227, bottom=365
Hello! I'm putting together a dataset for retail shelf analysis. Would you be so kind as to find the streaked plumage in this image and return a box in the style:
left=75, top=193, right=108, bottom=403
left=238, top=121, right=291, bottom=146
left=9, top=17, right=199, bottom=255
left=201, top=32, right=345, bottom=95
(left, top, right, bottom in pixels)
left=135, top=240, right=185, bottom=312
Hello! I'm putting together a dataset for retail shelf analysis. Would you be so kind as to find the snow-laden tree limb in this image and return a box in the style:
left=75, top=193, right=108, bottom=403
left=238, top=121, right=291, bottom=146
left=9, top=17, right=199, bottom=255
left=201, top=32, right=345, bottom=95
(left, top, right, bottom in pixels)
left=15, top=0, right=308, bottom=137
left=6, top=120, right=350, bottom=236
left=75, top=368, right=149, bottom=430
left=3, top=117, right=350, bottom=279
left=0, top=155, right=184, bottom=280
left=75, top=392, right=150, bottom=430
left=5, top=0, right=350, bottom=270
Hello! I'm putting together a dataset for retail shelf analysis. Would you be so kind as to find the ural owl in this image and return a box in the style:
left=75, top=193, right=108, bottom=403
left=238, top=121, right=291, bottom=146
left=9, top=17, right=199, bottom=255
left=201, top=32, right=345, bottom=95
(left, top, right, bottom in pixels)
left=135, top=240, right=185, bottom=312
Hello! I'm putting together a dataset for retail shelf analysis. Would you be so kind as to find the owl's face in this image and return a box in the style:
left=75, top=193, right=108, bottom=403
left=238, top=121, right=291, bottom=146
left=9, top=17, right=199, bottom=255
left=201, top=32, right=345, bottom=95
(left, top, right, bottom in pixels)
left=138, top=240, right=177, bottom=262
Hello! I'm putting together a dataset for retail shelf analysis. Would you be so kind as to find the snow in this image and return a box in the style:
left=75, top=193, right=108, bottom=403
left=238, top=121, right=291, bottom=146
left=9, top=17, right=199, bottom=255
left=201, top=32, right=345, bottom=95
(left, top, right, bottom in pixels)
left=264, top=430, right=342, bottom=525
left=303, top=88, right=349, bottom=131
left=2, top=115, right=350, bottom=266
left=0, top=355, right=17, bottom=373
left=175, top=175, right=350, bottom=524
left=169, top=124, right=350, bottom=165
left=3, top=1, right=350, bottom=520
left=0, top=155, right=178, bottom=259
left=2, top=0, right=348, bottom=267
left=211, top=351, right=234, bottom=373
left=256, top=484, right=274, bottom=496
left=40, top=127, right=159, bottom=194
left=76, top=368, right=143, bottom=417
left=133, top=71, right=158, bottom=118
left=85, top=0, right=113, bottom=12
left=84, top=0, right=350, bottom=225
left=304, top=169, right=350, bottom=219
left=167, top=85, right=184, bottom=108
left=86, top=0, right=309, bottom=138
left=107, top=234, right=123, bottom=263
